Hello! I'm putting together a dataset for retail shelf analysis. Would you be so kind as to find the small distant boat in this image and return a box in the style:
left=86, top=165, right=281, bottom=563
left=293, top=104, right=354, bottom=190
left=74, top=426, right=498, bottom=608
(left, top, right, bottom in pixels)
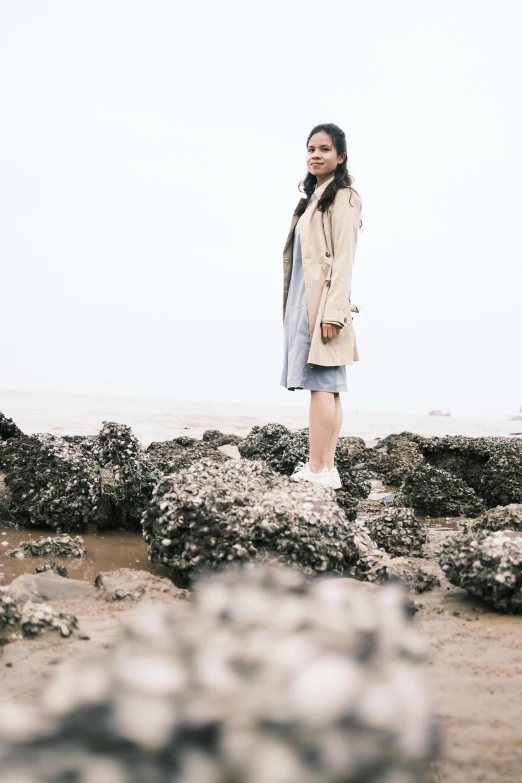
left=429, top=409, right=451, bottom=417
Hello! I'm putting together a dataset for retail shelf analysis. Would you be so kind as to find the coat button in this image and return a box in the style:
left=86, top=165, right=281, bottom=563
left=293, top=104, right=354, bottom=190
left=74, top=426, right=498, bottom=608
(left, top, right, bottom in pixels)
left=325, top=251, right=331, bottom=257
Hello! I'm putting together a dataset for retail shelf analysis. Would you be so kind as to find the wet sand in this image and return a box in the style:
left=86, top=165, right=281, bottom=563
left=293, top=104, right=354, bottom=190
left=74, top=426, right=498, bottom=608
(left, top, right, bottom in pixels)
left=0, top=390, right=521, bottom=781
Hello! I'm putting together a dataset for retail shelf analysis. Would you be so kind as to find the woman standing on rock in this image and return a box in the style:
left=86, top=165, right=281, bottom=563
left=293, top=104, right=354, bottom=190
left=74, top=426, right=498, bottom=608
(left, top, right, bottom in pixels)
left=280, top=123, right=362, bottom=489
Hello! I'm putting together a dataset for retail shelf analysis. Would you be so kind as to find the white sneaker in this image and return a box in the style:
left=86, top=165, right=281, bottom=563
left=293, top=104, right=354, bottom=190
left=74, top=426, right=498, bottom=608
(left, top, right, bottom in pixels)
left=328, top=466, right=342, bottom=489
left=291, top=462, right=338, bottom=489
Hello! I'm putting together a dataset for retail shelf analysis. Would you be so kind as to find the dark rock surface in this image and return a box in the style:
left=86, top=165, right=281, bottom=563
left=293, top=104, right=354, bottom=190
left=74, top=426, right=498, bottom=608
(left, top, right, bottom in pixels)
left=0, top=434, right=113, bottom=530
left=94, top=568, right=189, bottom=602
left=202, top=429, right=242, bottom=447
left=5, top=535, right=87, bottom=559
left=0, top=412, right=23, bottom=441
left=146, top=435, right=227, bottom=474
left=142, top=457, right=386, bottom=586
left=358, top=506, right=428, bottom=557
left=440, top=530, right=522, bottom=613
left=398, top=464, right=484, bottom=517
left=0, top=565, right=438, bottom=782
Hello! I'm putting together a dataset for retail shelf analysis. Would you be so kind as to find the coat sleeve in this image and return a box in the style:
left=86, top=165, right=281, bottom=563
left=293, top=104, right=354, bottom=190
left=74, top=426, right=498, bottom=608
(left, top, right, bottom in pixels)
left=321, top=189, right=361, bottom=328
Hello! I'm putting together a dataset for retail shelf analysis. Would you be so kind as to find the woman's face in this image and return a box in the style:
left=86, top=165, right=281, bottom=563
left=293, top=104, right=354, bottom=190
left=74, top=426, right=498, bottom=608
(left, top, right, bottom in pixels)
left=306, top=132, right=346, bottom=182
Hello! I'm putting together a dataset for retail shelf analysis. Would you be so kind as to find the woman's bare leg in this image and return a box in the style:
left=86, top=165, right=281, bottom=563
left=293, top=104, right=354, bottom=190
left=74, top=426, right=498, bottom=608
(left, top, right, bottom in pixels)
left=308, top=391, right=336, bottom=473
left=325, top=393, right=343, bottom=470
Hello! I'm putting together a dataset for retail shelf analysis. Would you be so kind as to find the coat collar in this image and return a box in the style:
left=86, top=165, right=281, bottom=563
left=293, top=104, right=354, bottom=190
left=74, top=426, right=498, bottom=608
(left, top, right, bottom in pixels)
left=312, top=174, right=335, bottom=201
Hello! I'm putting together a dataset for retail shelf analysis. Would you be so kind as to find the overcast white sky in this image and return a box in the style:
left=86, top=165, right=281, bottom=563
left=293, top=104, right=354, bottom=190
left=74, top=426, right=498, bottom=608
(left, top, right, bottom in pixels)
left=0, top=0, right=520, bottom=417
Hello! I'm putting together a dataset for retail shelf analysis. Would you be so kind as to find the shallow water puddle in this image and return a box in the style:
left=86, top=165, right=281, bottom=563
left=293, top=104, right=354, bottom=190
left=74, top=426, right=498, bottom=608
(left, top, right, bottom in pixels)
left=0, top=524, right=169, bottom=585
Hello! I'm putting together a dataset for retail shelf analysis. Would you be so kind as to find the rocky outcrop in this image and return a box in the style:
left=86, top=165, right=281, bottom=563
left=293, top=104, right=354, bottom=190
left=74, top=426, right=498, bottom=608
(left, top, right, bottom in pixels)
left=202, top=429, right=242, bottom=447
left=0, top=412, right=23, bottom=441
left=364, top=432, right=425, bottom=485
left=146, top=435, right=227, bottom=474
left=142, top=457, right=386, bottom=587
left=398, top=465, right=484, bottom=517
left=34, top=561, right=69, bottom=578
left=358, top=506, right=428, bottom=557
left=0, top=591, right=78, bottom=641
left=0, top=434, right=114, bottom=530
left=0, top=565, right=439, bottom=782
left=91, top=421, right=161, bottom=529
left=440, top=530, right=522, bottom=613
left=5, top=535, right=87, bottom=559
left=469, top=503, right=522, bottom=533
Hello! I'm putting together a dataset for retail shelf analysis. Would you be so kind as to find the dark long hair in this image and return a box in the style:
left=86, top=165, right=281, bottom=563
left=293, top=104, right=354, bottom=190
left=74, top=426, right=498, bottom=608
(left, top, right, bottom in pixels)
left=295, top=123, right=362, bottom=227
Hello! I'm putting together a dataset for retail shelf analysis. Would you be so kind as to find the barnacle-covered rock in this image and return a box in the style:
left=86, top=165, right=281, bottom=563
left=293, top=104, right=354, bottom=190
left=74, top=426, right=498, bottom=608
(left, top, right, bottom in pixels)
left=398, top=464, right=483, bottom=517
left=440, top=530, right=522, bottom=612
left=469, top=503, right=522, bottom=533
left=142, top=458, right=386, bottom=586
left=0, top=434, right=113, bottom=531
left=421, top=435, right=522, bottom=508
left=383, top=557, right=442, bottom=593
left=358, top=507, right=428, bottom=557
left=146, top=436, right=227, bottom=474
left=5, top=535, right=87, bottom=559
left=34, top=561, right=69, bottom=578
left=0, top=565, right=438, bottom=782
left=0, top=470, right=12, bottom=522
left=63, top=434, right=97, bottom=458
left=365, top=432, right=425, bottom=485
left=334, top=488, right=358, bottom=521
left=202, top=429, right=242, bottom=447
left=91, top=421, right=161, bottom=529
left=0, top=411, right=23, bottom=441
left=237, top=422, right=295, bottom=472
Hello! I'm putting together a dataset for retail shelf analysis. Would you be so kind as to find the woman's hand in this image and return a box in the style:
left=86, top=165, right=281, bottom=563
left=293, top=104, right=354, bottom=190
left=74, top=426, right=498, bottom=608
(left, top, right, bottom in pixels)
left=321, top=322, right=341, bottom=344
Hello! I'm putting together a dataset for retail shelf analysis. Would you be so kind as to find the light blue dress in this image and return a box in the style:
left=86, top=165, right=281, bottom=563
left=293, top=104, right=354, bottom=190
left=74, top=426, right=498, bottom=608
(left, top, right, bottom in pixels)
left=280, top=193, right=348, bottom=393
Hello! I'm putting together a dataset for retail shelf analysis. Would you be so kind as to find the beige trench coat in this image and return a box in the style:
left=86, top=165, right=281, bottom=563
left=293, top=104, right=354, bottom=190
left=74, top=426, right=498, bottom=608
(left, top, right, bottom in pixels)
left=282, top=176, right=362, bottom=366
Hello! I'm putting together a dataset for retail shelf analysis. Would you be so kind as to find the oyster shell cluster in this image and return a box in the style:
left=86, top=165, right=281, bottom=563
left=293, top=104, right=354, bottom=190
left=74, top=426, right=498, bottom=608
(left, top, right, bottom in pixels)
left=5, top=534, right=87, bottom=559
left=0, top=565, right=438, bottom=782
left=440, top=529, right=522, bottom=612
left=142, top=457, right=386, bottom=586
left=358, top=506, right=428, bottom=557
left=0, top=592, right=77, bottom=640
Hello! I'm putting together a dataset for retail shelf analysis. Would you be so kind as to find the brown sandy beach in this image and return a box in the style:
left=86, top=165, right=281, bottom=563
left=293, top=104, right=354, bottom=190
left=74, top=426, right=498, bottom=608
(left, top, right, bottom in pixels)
left=0, top=390, right=521, bottom=782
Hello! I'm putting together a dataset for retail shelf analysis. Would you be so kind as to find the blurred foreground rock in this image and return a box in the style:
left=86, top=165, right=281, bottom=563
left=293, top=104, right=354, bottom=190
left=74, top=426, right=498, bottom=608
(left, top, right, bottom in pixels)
left=0, top=565, right=438, bottom=782
left=440, top=529, right=522, bottom=612
left=142, top=458, right=386, bottom=586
